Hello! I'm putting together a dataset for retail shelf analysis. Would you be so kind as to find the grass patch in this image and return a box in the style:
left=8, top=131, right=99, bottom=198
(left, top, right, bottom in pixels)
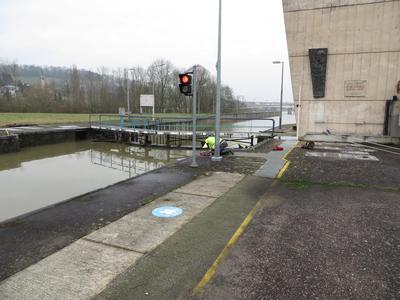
left=0, top=113, right=211, bottom=127
left=0, top=113, right=91, bottom=126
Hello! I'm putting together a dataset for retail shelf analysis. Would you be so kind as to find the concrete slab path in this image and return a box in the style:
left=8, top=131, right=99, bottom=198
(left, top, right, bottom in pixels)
left=0, top=172, right=243, bottom=300
left=254, top=140, right=297, bottom=178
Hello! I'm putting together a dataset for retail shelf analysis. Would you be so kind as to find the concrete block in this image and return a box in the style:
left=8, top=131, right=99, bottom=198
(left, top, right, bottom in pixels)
left=174, top=172, right=244, bottom=198
left=85, top=192, right=216, bottom=253
left=0, top=239, right=142, bottom=300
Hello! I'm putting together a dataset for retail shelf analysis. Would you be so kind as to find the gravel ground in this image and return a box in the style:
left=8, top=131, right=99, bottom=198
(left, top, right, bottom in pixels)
left=198, top=141, right=400, bottom=300
left=198, top=183, right=400, bottom=300
left=283, top=143, right=400, bottom=190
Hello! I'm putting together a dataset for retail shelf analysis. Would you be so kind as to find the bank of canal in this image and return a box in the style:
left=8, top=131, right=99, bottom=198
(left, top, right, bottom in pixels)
left=0, top=140, right=190, bottom=222
left=0, top=113, right=296, bottom=223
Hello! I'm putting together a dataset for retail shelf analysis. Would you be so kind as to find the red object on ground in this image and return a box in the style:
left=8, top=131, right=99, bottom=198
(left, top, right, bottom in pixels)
left=200, top=151, right=212, bottom=157
left=273, top=146, right=284, bottom=151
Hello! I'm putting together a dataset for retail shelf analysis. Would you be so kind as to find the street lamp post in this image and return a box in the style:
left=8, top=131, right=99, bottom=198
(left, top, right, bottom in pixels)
left=212, top=0, right=223, bottom=162
left=151, top=63, right=165, bottom=118
left=125, top=69, right=131, bottom=115
left=127, top=67, right=139, bottom=118
left=273, top=61, right=284, bottom=129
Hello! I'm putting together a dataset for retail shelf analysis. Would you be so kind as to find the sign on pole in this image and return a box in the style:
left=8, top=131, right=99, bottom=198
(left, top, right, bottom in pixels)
left=140, top=94, right=155, bottom=116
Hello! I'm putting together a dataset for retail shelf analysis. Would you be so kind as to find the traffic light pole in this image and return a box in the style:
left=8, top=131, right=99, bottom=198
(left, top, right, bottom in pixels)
left=279, top=62, right=284, bottom=129
left=190, top=65, right=198, bottom=168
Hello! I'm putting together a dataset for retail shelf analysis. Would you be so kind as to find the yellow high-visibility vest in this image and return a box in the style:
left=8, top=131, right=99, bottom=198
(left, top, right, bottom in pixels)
left=204, top=137, right=216, bottom=149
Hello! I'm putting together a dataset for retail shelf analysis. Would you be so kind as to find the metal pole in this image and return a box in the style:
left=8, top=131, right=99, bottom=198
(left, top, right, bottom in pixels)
left=212, top=0, right=223, bottom=161
left=297, top=85, right=302, bottom=140
left=190, top=65, right=198, bottom=168
left=279, top=62, right=284, bottom=129
left=152, top=63, right=165, bottom=118
left=152, top=83, right=155, bottom=120
left=126, top=69, right=130, bottom=115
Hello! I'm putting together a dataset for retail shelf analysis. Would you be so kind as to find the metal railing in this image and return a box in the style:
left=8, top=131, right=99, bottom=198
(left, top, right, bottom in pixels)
left=89, top=114, right=276, bottom=137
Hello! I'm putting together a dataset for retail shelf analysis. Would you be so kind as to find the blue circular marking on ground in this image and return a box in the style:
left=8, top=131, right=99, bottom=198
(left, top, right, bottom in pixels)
left=152, top=206, right=183, bottom=218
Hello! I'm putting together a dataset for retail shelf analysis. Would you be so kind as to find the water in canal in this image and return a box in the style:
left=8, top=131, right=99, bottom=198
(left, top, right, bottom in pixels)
left=0, top=141, right=190, bottom=222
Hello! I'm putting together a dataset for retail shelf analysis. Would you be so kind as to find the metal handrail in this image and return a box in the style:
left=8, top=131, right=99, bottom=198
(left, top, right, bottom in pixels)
left=90, top=114, right=277, bottom=137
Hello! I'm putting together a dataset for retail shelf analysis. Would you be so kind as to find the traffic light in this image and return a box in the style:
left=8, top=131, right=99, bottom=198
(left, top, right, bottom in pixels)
left=179, top=73, right=193, bottom=96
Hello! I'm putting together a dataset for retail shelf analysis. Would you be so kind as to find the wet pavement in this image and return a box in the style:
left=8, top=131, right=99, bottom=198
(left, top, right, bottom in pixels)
left=196, top=142, right=400, bottom=300
left=0, top=172, right=245, bottom=299
left=1, top=140, right=399, bottom=300
left=0, top=144, right=268, bottom=283
left=284, top=142, right=400, bottom=190
left=95, top=175, right=274, bottom=300
left=0, top=163, right=197, bottom=281
left=197, top=183, right=400, bottom=300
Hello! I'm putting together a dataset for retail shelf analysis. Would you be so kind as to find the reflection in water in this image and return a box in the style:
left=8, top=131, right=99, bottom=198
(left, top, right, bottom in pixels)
left=0, top=141, right=190, bottom=222
left=90, top=145, right=188, bottom=178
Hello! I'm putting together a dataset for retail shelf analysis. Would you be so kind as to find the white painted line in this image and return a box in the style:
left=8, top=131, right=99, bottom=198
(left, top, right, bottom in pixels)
left=343, top=151, right=376, bottom=155
left=314, top=146, right=375, bottom=153
left=306, top=151, right=379, bottom=161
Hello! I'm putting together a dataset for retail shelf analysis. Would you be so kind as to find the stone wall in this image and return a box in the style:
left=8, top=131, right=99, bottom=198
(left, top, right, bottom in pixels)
left=283, top=0, right=400, bottom=137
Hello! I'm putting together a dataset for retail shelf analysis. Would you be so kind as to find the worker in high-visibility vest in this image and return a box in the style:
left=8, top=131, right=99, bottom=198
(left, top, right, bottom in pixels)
left=201, top=136, right=230, bottom=154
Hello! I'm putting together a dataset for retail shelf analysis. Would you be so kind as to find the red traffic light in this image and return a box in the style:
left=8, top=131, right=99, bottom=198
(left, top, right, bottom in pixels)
left=178, top=73, right=193, bottom=96
left=181, top=75, right=190, bottom=84
left=179, top=73, right=192, bottom=85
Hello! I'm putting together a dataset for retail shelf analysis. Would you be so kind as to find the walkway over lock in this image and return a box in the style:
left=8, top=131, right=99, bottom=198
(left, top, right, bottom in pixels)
left=90, top=114, right=277, bottom=147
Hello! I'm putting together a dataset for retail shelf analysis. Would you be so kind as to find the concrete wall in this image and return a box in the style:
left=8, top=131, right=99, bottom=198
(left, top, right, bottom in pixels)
left=283, top=0, right=400, bottom=138
left=0, top=135, right=19, bottom=154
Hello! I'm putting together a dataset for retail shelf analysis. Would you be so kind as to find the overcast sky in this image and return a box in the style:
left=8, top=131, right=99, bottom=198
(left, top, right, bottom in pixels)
left=0, top=0, right=293, bottom=102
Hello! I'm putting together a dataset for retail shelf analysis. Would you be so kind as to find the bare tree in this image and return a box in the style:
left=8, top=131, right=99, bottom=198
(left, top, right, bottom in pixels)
left=0, top=60, right=244, bottom=115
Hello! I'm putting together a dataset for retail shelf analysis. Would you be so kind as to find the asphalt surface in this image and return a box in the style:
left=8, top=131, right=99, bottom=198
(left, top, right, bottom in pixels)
left=95, top=176, right=274, bottom=300
left=0, top=163, right=197, bottom=281
left=284, top=144, right=400, bottom=189
left=197, top=143, right=400, bottom=300
left=0, top=150, right=266, bottom=282
left=197, top=183, right=400, bottom=300
left=4, top=140, right=398, bottom=300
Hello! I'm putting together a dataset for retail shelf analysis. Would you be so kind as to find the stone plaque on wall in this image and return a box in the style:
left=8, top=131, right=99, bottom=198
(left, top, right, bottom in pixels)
left=309, top=48, right=328, bottom=98
left=344, top=80, right=367, bottom=97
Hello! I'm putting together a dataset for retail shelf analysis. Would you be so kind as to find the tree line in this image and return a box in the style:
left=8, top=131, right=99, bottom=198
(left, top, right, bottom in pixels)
left=0, top=59, right=245, bottom=114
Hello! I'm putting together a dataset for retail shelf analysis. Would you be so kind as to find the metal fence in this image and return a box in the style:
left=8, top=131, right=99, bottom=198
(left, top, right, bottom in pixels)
left=89, top=114, right=276, bottom=137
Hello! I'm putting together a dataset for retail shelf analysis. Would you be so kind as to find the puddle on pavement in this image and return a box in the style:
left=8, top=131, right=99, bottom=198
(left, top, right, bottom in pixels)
left=0, top=140, right=190, bottom=222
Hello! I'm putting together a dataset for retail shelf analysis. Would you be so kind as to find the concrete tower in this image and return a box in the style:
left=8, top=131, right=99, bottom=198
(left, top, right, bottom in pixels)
left=282, top=0, right=400, bottom=142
